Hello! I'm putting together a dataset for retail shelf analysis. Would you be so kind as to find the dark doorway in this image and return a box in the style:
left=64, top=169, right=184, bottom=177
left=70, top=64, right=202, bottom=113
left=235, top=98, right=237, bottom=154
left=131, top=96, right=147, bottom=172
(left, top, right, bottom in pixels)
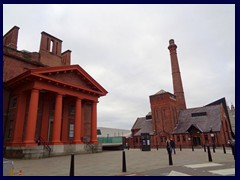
left=141, top=133, right=151, bottom=151
left=193, top=137, right=201, bottom=146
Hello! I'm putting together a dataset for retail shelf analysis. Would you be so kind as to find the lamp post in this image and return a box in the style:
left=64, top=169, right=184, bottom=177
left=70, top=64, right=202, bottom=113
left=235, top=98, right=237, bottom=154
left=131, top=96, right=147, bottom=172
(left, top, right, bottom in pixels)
left=210, top=127, right=215, bottom=153
left=186, top=131, right=191, bottom=148
left=187, top=131, right=193, bottom=150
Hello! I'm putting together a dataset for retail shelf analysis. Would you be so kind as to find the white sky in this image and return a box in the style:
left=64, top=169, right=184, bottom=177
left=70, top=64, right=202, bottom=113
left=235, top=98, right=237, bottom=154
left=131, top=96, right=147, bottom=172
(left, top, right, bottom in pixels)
left=3, top=4, right=235, bottom=130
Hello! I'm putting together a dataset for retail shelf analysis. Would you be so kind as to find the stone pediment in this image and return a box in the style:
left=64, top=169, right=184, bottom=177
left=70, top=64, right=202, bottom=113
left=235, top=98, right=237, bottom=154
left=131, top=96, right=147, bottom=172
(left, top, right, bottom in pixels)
left=5, top=65, right=107, bottom=96
left=43, top=71, right=95, bottom=90
left=33, top=65, right=107, bottom=95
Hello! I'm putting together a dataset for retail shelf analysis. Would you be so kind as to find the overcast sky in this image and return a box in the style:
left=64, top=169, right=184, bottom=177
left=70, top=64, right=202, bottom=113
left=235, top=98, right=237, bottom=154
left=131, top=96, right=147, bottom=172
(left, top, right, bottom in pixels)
left=3, top=4, right=235, bottom=130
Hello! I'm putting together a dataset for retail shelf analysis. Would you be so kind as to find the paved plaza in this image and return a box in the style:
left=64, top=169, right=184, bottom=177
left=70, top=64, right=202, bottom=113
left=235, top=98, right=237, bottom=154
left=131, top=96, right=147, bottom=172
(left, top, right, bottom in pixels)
left=11, top=147, right=235, bottom=176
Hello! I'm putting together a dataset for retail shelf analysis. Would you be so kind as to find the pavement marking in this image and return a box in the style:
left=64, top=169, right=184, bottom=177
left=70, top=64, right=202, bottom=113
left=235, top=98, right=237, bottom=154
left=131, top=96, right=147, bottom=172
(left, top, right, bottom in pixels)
left=184, top=163, right=223, bottom=168
left=168, top=170, right=191, bottom=176
left=125, top=174, right=137, bottom=176
left=209, top=168, right=235, bottom=176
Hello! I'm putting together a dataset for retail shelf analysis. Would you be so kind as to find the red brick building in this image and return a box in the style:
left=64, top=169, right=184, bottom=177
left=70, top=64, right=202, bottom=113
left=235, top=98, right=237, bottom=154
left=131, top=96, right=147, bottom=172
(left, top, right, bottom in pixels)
left=127, top=39, right=234, bottom=148
left=3, top=26, right=107, bottom=158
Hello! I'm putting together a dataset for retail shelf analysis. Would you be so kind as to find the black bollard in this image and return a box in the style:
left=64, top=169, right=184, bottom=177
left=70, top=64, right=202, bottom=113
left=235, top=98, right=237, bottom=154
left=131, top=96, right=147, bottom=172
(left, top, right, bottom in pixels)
left=174, top=149, right=176, bottom=154
left=157, top=145, right=158, bottom=150
left=222, top=144, right=226, bottom=154
left=192, top=145, right=194, bottom=151
left=180, top=145, right=182, bottom=151
left=168, top=148, right=173, bottom=165
left=69, top=154, right=74, bottom=176
left=122, top=150, right=127, bottom=172
left=207, top=145, right=212, bottom=162
left=128, top=146, right=129, bottom=150
left=204, top=145, right=206, bottom=152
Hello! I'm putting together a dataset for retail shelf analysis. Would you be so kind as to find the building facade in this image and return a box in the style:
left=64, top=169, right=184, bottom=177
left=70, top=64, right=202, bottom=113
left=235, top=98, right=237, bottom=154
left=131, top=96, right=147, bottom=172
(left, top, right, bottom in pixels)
left=127, top=39, right=234, bottom=148
left=3, top=26, right=107, bottom=158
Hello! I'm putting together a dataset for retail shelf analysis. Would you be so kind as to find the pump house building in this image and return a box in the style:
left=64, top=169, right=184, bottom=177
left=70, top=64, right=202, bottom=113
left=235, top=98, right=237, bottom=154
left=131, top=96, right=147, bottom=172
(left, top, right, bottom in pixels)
left=127, top=39, right=234, bottom=148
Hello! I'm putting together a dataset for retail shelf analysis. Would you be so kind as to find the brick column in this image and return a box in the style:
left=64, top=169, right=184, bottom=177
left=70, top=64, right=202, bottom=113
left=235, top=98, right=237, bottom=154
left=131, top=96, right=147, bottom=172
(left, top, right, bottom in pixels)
left=180, top=134, right=183, bottom=146
left=91, top=101, right=98, bottom=144
left=24, top=89, right=39, bottom=145
left=202, top=133, right=206, bottom=145
left=74, top=98, right=82, bottom=144
left=12, top=92, right=27, bottom=145
left=52, top=93, right=63, bottom=144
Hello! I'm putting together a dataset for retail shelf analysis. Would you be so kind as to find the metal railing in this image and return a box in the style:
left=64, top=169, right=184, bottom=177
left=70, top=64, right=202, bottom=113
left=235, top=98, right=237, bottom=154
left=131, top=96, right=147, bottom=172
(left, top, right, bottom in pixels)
left=39, top=137, right=52, bottom=157
left=82, top=136, right=94, bottom=153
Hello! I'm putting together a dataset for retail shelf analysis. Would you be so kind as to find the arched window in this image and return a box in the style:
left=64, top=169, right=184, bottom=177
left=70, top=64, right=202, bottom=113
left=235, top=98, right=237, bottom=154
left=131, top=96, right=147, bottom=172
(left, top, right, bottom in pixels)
left=50, top=40, right=54, bottom=53
left=56, top=42, right=58, bottom=54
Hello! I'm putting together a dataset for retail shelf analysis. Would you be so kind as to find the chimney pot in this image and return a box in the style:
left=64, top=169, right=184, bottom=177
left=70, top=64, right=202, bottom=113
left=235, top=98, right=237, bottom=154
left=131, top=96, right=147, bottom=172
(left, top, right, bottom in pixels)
left=169, top=39, right=175, bottom=45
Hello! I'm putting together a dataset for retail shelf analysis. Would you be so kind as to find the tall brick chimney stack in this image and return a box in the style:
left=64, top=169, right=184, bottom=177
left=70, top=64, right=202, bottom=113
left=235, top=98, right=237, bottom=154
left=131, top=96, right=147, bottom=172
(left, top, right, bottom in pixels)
left=3, top=26, right=20, bottom=49
left=168, top=39, right=186, bottom=110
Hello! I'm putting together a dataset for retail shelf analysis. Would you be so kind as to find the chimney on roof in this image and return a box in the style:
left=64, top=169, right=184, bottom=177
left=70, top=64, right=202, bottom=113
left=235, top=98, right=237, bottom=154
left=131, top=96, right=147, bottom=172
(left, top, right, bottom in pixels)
left=39, top=31, right=62, bottom=56
left=168, top=39, right=186, bottom=110
left=62, top=50, right=71, bottom=65
left=3, top=26, right=20, bottom=49
left=39, top=31, right=71, bottom=66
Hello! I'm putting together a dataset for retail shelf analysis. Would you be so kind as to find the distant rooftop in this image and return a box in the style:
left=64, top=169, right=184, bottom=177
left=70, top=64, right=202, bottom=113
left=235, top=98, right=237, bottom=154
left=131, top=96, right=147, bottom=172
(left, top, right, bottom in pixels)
left=155, top=89, right=167, bottom=95
left=97, top=127, right=131, bottom=138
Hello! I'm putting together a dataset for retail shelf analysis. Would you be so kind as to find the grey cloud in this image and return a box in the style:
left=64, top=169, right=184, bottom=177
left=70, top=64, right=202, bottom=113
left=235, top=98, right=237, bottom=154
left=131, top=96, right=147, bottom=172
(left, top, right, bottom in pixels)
left=3, top=4, right=235, bottom=130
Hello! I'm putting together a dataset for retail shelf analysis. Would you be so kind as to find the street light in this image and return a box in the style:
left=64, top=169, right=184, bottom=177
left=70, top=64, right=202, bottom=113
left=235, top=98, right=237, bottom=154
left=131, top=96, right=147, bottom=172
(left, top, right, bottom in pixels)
left=186, top=131, right=192, bottom=149
left=210, top=127, right=215, bottom=152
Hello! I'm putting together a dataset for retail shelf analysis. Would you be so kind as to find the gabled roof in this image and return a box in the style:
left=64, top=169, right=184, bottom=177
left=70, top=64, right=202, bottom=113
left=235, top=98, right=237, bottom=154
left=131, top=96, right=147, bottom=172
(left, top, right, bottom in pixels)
left=205, top=97, right=235, bottom=138
left=131, top=117, right=153, bottom=136
left=155, top=89, right=167, bottom=95
left=4, top=65, right=108, bottom=96
left=186, top=124, right=203, bottom=133
left=132, top=117, right=146, bottom=130
left=173, top=105, right=222, bottom=134
left=150, top=89, right=175, bottom=98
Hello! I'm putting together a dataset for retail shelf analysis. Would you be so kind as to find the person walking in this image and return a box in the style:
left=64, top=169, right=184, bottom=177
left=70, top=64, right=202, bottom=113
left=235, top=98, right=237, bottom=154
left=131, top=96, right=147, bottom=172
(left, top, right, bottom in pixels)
left=166, top=138, right=171, bottom=154
left=166, top=138, right=173, bottom=165
left=170, top=138, right=176, bottom=154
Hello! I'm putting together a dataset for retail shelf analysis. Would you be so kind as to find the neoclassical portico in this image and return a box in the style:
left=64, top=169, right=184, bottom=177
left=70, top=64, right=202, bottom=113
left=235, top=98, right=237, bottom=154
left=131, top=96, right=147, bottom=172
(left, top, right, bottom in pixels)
left=5, top=65, right=107, bottom=149
left=3, top=26, right=108, bottom=159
